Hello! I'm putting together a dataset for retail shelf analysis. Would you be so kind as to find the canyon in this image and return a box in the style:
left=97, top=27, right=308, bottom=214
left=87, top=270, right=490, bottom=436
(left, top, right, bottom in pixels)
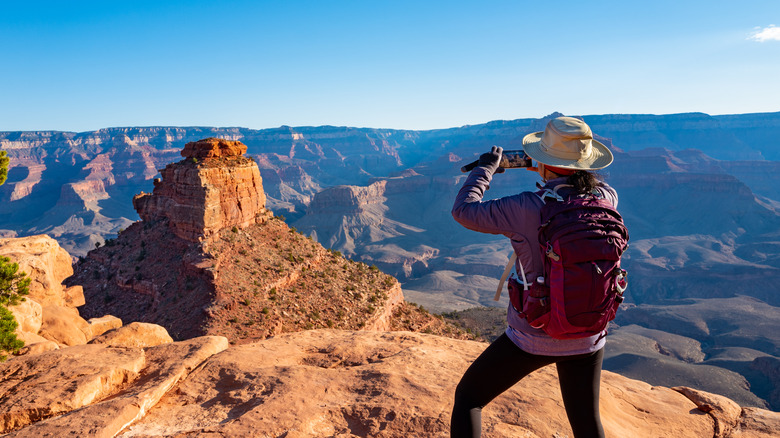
left=1, top=111, right=779, bottom=411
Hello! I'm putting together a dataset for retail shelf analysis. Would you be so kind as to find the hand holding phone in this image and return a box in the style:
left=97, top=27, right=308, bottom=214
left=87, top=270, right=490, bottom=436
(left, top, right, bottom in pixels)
left=461, top=149, right=533, bottom=172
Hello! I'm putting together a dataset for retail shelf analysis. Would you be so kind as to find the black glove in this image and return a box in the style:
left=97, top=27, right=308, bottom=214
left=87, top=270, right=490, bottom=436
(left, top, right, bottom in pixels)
left=478, top=146, right=505, bottom=174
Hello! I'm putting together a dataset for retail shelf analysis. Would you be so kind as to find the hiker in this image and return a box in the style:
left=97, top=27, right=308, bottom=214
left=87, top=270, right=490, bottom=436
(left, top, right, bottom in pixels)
left=450, top=116, right=621, bottom=438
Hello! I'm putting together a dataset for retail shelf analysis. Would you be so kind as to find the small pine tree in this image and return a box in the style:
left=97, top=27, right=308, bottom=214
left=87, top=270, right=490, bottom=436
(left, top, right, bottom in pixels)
left=0, top=150, right=8, bottom=186
left=0, top=256, right=30, bottom=307
left=0, top=306, right=23, bottom=361
left=0, top=256, right=31, bottom=361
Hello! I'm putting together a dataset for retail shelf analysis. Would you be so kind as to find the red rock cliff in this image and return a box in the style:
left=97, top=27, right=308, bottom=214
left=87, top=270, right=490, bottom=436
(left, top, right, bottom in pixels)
left=133, top=138, right=269, bottom=242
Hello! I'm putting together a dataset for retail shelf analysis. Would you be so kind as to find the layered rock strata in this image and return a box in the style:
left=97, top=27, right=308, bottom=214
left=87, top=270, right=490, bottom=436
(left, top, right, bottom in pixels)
left=133, top=138, right=269, bottom=242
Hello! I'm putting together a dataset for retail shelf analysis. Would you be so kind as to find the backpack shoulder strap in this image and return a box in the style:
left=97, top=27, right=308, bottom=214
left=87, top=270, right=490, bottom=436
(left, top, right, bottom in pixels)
left=538, top=183, right=574, bottom=203
left=590, top=186, right=606, bottom=200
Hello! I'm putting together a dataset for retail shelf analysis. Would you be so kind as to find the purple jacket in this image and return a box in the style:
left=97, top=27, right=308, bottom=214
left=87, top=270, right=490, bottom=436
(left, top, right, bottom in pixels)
left=451, top=166, right=618, bottom=355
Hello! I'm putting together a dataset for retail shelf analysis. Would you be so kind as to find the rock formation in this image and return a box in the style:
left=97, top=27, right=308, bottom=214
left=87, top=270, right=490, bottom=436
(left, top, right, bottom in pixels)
left=73, top=139, right=458, bottom=344
left=133, top=138, right=269, bottom=242
left=0, top=235, right=83, bottom=307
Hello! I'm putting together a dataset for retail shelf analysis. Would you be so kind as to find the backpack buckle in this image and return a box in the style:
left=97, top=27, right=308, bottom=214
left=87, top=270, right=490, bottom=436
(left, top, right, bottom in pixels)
left=545, top=242, right=560, bottom=261
left=615, top=269, right=628, bottom=294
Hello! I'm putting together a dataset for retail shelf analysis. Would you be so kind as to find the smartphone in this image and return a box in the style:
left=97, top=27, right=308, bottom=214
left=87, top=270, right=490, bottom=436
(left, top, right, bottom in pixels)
left=499, top=150, right=533, bottom=168
left=460, top=149, right=533, bottom=172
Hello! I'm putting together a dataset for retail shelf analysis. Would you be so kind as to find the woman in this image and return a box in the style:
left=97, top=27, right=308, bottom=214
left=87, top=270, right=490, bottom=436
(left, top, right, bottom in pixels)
left=450, top=116, right=617, bottom=438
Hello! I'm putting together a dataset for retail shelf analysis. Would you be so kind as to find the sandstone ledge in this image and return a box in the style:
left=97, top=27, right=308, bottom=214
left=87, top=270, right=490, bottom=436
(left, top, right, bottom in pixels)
left=1, top=335, right=228, bottom=437
left=2, top=330, right=778, bottom=437
left=116, top=330, right=777, bottom=438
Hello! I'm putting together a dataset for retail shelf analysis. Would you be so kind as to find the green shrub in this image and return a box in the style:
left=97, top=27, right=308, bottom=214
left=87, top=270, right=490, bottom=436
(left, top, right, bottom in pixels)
left=0, top=306, right=23, bottom=361
left=0, top=151, right=9, bottom=186
left=0, top=256, right=30, bottom=361
left=0, top=256, right=30, bottom=307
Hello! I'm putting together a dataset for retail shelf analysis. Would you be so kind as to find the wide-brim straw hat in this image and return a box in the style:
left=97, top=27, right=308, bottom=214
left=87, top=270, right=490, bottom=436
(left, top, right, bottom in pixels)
left=522, top=116, right=613, bottom=170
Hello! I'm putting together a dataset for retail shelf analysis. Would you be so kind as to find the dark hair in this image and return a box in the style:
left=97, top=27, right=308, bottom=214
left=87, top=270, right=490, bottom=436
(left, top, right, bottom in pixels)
left=566, top=170, right=601, bottom=193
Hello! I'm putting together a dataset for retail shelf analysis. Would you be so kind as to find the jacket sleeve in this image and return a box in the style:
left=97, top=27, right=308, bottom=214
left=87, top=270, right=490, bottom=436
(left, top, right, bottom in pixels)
left=451, top=167, right=539, bottom=237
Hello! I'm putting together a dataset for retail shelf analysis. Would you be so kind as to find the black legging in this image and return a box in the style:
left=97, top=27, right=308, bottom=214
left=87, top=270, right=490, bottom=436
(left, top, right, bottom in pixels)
left=451, top=333, right=605, bottom=438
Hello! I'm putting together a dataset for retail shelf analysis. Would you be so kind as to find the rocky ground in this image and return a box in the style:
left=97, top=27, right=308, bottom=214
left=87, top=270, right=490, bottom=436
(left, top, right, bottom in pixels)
left=3, top=327, right=779, bottom=437
left=201, top=217, right=472, bottom=343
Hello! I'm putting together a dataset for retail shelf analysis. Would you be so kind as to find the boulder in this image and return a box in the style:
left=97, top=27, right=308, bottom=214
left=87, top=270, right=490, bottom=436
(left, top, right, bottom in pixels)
left=63, top=285, right=85, bottom=307
left=90, top=322, right=173, bottom=348
left=38, top=305, right=92, bottom=346
left=0, top=235, right=75, bottom=307
left=8, top=298, right=42, bottom=334
left=14, top=331, right=59, bottom=356
left=88, top=315, right=123, bottom=338
left=731, top=407, right=780, bottom=438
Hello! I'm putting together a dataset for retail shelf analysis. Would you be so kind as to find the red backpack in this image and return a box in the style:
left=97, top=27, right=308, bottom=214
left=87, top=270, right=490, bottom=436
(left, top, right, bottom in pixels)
left=507, top=184, right=629, bottom=339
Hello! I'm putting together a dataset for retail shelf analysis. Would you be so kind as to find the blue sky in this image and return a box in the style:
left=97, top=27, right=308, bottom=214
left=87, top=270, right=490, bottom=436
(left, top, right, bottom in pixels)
left=1, top=0, right=779, bottom=132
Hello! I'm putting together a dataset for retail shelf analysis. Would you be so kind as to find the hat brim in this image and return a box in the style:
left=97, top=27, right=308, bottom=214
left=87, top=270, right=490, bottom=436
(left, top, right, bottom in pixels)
left=521, top=131, right=614, bottom=170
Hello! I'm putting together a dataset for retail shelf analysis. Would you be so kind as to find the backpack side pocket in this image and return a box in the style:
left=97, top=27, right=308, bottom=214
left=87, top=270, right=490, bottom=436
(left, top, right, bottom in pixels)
left=507, top=277, right=523, bottom=313
left=523, top=280, right=551, bottom=329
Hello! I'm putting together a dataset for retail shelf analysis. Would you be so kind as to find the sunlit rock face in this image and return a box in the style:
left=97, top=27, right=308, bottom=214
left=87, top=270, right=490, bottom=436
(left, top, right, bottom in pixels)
left=0, top=235, right=81, bottom=307
left=133, top=138, right=269, bottom=242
